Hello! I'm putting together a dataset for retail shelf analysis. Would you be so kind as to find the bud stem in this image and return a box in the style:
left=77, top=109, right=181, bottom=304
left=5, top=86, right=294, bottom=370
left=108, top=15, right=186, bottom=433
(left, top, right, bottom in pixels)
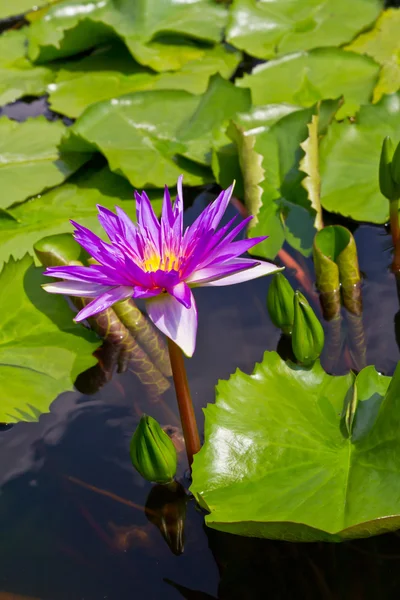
left=167, top=339, right=201, bottom=467
left=390, top=200, right=400, bottom=247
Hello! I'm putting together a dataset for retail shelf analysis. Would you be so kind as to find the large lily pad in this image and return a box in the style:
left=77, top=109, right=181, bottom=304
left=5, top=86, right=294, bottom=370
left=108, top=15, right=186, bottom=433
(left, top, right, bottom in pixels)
left=190, top=351, right=400, bottom=542
left=0, top=254, right=99, bottom=423
left=61, top=75, right=249, bottom=187
left=48, top=42, right=242, bottom=118
left=0, top=166, right=163, bottom=264
left=236, top=48, right=379, bottom=119
left=28, top=0, right=228, bottom=71
left=346, top=8, right=400, bottom=103
left=226, top=0, right=382, bottom=60
left=0, top=29, right=53, bottom=107
left=0, top=116, right=90, bottom=209
left=0, top=0, right=53, bottom=18
left=319, top=92, right=400, bottom=223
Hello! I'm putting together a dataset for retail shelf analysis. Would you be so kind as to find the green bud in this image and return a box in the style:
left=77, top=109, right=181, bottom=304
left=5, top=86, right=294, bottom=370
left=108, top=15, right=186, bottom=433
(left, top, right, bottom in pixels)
left=392, top=138, right=400, bottom=186
left=267, top=273, right=295, bottom=334
left=130, top=415, right=177, bottom=484
left=292, top=291, right=324, bottom=366
left=379, top=137, right=400, bottom=201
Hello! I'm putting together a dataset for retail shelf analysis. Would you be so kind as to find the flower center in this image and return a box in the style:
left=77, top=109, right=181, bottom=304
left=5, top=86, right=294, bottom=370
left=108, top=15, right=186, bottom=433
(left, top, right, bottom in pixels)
left=142, top=250, right=180, bottom=273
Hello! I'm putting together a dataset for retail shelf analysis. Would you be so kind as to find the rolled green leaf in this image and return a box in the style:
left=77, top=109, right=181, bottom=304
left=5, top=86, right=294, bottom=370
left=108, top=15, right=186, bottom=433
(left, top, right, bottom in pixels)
left=113, top=299, right=172, bottom=377
left=313, top=225, right=362, bottom=318
left=266, top=273, right=295, bottom=334
left=292, top=291, right=325, bottom=366
left=34, top=233, right=170, bottom=397
left=380, top=136, right=399, bottom=201
left=34, top=233, right=89, bottom=266
left=130, top=415, right=177, bottom=484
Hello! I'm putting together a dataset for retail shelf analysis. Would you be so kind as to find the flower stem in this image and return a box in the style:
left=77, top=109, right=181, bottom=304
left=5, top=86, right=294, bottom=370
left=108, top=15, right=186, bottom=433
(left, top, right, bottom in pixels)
left=167, top=339, right=201, bottom=467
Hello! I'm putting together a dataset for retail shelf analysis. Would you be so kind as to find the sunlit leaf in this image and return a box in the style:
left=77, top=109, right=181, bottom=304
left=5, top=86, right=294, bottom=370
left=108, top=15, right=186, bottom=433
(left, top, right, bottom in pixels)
left=0, top=29, right=53, bottom=107
left=0, top=116, right=90, bottom=209
left=319, top=92, right=400, bottom=223
left=28, top=0, right=228, bottom=71
left=346, top=8, right=400, bottom=103
left=299, top=114, right=323, bottom=230
left=236, top=48, right=379, bottom=119
left=0, top=0, right=55, bottom=19
left=48, top=42, right=242, bottom=118
left=61, top=75, right=249, bottom=187
left=226, top=0, right=382, bottom=60
left=191, top=351, right=400, bottom=542
left=0, top=166, right=163, bottom=264
left=0, top=254, right=99, bottom=423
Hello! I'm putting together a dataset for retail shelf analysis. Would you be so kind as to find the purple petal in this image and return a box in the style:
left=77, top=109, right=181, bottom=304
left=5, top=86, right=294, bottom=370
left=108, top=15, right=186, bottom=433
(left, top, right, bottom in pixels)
left=74, top=286, right=134, bottom=322
left=208, top=184, right=234, bottom=230
left=186, top=258, right=261, bottom=285
left=199, top=260, right=282, bottom=287
left=166, top=281, right=192, bottom=308
left=146, top=291, right=197, bottom=357
left=42, top=281, right=110, bottom=297
left=44, top=265, right=121, bottom=285
left=135, top=190, right=160, bottom=248
left=97, top=205, right=124, bottom=241
left=115, top=205, right=138, bottom=246
left=161, top=185, right=174, bottom=227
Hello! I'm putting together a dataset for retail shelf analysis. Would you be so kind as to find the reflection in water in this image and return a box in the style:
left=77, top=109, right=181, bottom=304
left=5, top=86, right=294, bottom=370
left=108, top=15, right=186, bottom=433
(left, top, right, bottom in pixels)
left=145, top=482, right=188, bottom=556
left=1, top=222, right=400, bottom=598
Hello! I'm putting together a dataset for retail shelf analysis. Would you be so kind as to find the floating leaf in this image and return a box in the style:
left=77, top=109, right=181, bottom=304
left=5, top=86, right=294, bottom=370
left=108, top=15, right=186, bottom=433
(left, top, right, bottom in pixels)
left=48, top=42, right=242, bottom=118
left=28, top=0, right=228, bottom=71
left=346, top=8, right=400, bottom=103
left=0, top=29, right=53, bottom=107
left=236, top=48, right=379, bottom=119
left=226, top=0, right=381, bottom=60
left=313, top=226, right=362, bottom=319
left=61, top=75, right=249, bottom=187
left=0, top=116, right=90, bottom=209
left=0, top=255, right=99, bottom=423
left=190, top=351, right=400, bottom=542
left=0, top=0, right=54, bottom=19
left=319, top=93, right=400, bottom=223
left=299, top=114, right=323, bottom=230
left=0, top=166, right=163, bottom=264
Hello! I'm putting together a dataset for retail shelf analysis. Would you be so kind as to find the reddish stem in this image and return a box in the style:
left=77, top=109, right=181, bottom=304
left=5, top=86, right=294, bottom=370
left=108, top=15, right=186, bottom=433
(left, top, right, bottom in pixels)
left=167, top=339, right=201, bottom=467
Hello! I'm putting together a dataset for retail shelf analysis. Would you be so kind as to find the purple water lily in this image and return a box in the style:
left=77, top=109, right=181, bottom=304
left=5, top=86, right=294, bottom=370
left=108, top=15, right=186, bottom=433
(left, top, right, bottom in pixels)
left=43, top=177, right=280, bottom=356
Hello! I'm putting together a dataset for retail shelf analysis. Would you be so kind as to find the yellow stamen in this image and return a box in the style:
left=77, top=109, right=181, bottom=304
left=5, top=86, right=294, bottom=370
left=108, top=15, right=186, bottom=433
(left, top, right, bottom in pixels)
left=142, top=250, right=180, bottom=272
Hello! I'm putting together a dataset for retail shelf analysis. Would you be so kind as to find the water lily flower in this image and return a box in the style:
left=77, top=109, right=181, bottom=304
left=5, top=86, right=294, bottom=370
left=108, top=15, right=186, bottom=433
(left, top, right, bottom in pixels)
left=43, top=177, right=280, bottom=356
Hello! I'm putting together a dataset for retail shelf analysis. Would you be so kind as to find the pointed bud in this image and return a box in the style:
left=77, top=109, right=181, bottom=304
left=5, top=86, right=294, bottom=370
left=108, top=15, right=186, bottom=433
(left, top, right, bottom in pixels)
left=379, top=137, right=399, bottom=201
left=130, top=415, right=177, bottom=484
left=292, top=291, right=324, bottom=366
left=392, top=139, right=400, bottom=186
left=267, top=273, right=295, bottom=334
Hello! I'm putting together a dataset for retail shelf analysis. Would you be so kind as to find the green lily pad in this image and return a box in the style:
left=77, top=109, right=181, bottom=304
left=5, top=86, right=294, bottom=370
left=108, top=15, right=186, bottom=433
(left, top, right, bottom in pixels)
left=0, top=29, right=53, bottom=107
left=28, top=0, right=228, bottom=71
left=0, top=116, right=91, bottom=209
left=0, top=0, right=53, bottom=18
left=236, top=48, right=379, bottom=119
left=346, top=8, right=400, bottom=103
left=48, top=42, right=242, bottom=118
left=0, top=254, right=99, bottom=423
left=0, top=166, right=163, bottom=264
left=226, top=0, right=382, bottom=60
left=319, top=92, right=400, bottom=223
left=61, top=75, right=248, bottom=187
left=190, top=351, right=400, bottom=542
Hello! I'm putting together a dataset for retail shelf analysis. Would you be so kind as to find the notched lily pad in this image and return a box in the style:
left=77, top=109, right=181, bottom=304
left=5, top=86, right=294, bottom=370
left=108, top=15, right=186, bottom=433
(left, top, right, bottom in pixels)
left=191, top=351, right=400, bottom=542
left=0, top=255, right=99, bottom=423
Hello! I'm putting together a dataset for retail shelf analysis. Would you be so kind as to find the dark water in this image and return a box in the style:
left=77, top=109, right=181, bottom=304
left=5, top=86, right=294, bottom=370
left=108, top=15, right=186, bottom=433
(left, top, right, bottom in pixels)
left=2, top=188, right=400, bottom=599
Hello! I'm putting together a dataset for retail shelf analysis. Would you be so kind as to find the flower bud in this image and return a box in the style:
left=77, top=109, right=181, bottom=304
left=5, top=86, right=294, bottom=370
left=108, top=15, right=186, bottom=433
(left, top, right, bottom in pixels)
left=130, top=415, right=177, bottom=484
left=267, top=273, right=295, bottom=334
left=380, top=137, right=400, bottom=201
left=292, top=291, right=324, bottom=366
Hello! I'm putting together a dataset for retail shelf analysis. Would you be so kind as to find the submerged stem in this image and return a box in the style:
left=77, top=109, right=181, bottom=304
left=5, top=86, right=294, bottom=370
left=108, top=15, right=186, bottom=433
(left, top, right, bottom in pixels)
left=390, top=200, right=400, bottom=247
left=167, top=339, right=201, bottom=467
